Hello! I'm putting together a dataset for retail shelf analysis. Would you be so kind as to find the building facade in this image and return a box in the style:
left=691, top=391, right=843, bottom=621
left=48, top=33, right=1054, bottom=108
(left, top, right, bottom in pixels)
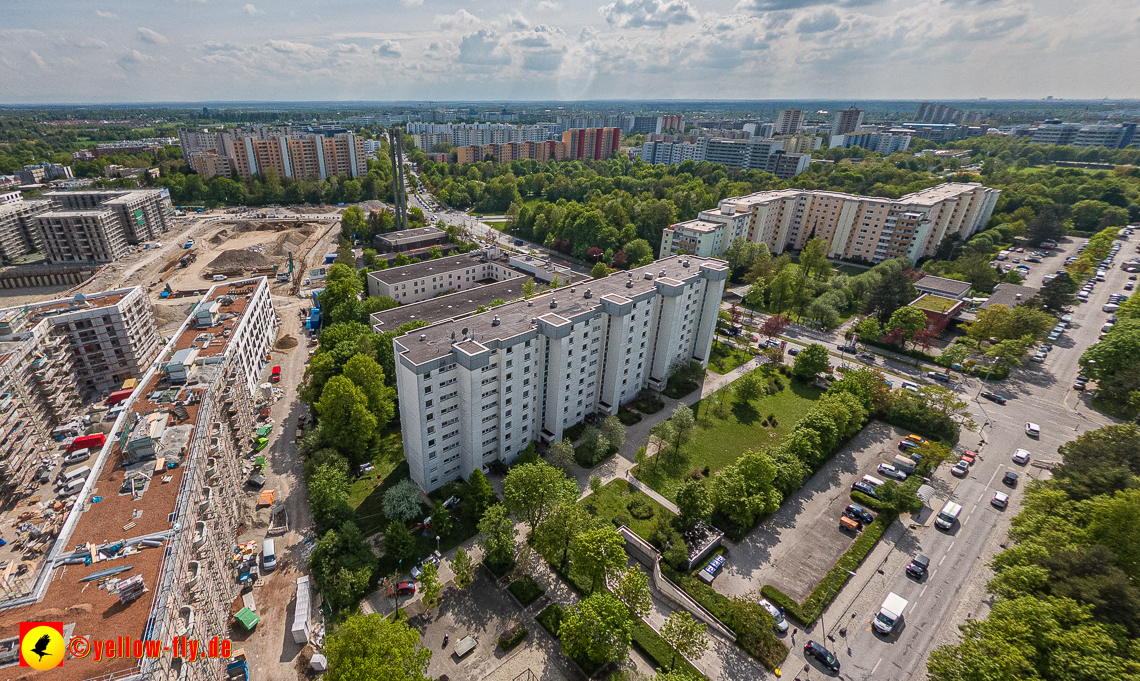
left=830, top=131, right=912, bottom=154
left=562, top=128, right=622, bottom=160
left=393, top=255, right=728, bottom=492
left=0, top=198, right=50, bottom=264
left=775, top=108, right=805, bottom=135
left=830, top=107, right=865, bottom=138
left=189, top=151, right=233, bottom=179
left=31, top=189, right=172, bottom=263
left=366, top=255, right=522, bottom=302
left=660, top=182, right=1000, bottom=264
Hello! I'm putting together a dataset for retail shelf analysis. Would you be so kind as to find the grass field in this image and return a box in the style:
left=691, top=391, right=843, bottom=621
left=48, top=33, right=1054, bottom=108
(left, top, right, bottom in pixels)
left=347, top=427, right=408, bottom=536
left=635, top=370, right=823, bottom=501
left=707, top=343, right=753, bottom=374
left=581, top=479, right=675, bottom=540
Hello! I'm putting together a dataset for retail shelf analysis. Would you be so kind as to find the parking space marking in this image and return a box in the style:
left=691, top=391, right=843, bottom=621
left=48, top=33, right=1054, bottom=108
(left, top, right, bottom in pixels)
left=939, top=554, right=948, bottom=566
left=920, top=585, right=928, bottom=598
left=871, top=658, right=883, bottom=674
left=986, top=466, right=1004, bottom=488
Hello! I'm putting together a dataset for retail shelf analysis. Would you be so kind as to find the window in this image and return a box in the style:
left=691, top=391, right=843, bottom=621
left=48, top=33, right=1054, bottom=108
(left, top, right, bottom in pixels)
left=424, top=386, right=432, bottom=394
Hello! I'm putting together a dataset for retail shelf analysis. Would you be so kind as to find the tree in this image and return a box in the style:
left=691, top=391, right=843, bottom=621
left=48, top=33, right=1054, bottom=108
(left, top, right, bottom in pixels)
left=725, top=237, right=763, bottom=277
left=941, top=342, right=971, bottom=367
left=793, top=343, right=830, bottom=378
left=886, top=306, right=928, bottom=346
left=559, top=592, right=633, bottom=666
left=465, top=468, right=496, bottom=518
left=768, top=268, right=797, bottom=314
left=986, top=337, right=1032, bottom=374
left=734, top=371, right=764, bottom=403
left=1081, top=320, right=1140, bottom=381
left=308, top=462, right=352, bottom=534
left=723, top=595, right=776, bottom=661
left=1035, top=271, right=1077, bottom=311
left=522, top=278, right=537, bottom=299
left=612, top=565, right=652, bottom=618
left=660, top=612, right=709, bottom=671
left=1024, top=204, right=1067, bottom=245
left=502, top=462, right=579, bottom=530
left=384, top=521, right=416, bottom=566
left=547, top=439, right=576, bottom=473
left=581, top=426, right=608, bottom=461
left=675, top=480, right=712, bottom=528
left=309, top=522, right=378, bottom=612
left=533, top=501, right=590, bottom=568
left=342, top=354, right=396, bottom=425
left=799, top=237, right=831, bottom=282
left=864, top=266, right=918, bottom=323
left=324, top=613, right=432, bottom=681
left=1055, top=424, right=1140, bottom=501
left=316, top=376, right=378, bottom=463
left=601, top=415, right=626, bottom=451
left=340, top=205, right=367, bottom=242
left=758, top=314, right=789, bottom=340
left=429, top=499, right=452, bottom=539
left=419, top=561, right=442, bottom=609
left=712, top=449, right=781, bottom=528
left=743, top=281, right=766, bottom=309
left=668, top=403, right=697, bottom=461
left=571, top=524, right=627, bottom=593
left=383, top=479, right=423, bottom=523
left=623, top=239, right=654, bottom=268
left=477, top=504, right=516, bottom=569
left=451, top=548, right=474, bottom=589
left=591, top=261, right=610, bottom=279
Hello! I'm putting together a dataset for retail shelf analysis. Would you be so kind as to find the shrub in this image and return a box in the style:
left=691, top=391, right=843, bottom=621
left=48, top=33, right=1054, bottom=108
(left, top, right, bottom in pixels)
left=498, top=624, right=528, bottom=651
left=537, top=603, right=565, bottom=636
left=850, top=489, right=891, bottom=513
left=627, top=496, right=655, bottom=520
left=563, top=422, right=588, bottom=442
left=684, top=468, right=705, bottom=482
left=612, top=513, right=631, bottom=528
left=485, top=556, right=516, bottom=579
left=507, top=576, right=545, bottom=607
left=632, top=392, right=666, bottom=414
left=631, top=619, right=707, bottom=679
left=617, top=410, right=643, bottom=425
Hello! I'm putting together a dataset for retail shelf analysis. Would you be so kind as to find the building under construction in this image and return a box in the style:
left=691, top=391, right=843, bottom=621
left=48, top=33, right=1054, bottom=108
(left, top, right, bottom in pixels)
left=0, top=277, right=277, bottom=681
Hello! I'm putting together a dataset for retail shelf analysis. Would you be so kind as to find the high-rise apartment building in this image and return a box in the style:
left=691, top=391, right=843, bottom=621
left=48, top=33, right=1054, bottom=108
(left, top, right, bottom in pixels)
left=774, top=109, right=805, bottom=135
left=830, top=107, right=864, bottom=138
left=178, top=127, right=367, bottom=180
left=561, top=128, right=622, bottom=160
left=1031, top=121, right=1081, bottom=146
left=189, top=151, right=233, bottom=179
left=661, top=183, right=999, bottom=264
left=393, top=255, right=728, bottom=492
left=30, top=189, right=172, bottom=263
left=830, top=131, right=912, bottom=154
left=0, top=198, right=50, bottom=264
left=366, top=255, right=522, bottom=302
left=640, top=137, right=810, bottom=178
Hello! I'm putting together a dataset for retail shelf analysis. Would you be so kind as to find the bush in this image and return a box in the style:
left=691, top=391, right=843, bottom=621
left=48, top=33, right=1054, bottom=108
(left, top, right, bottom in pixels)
left=498, top=624, right=528, bottom=651
left=626, top=496, right=655, bottom=520
left=632, top=392, right=666, bottom=414
left=631, top=618, right=707, bottom=679
left=537, top=603, right=565, bottom=637
left=761, top=513, right=895, bottom=626
left=612, top=513, right=631, bottom=528
left=507, top=576, right=544, bottom=607
left=617, top=409, right=643, bottom=425
left=563, top=422, right=587, bottom=442
left=850, top=489, right=891, bottom=513
left=485, top=556, right=516, bottom=579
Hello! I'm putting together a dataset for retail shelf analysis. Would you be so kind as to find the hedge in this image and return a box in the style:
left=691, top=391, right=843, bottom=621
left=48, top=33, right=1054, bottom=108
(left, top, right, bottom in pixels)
left=761, top=512, right=896, bottom=627
left=537, top=603, right=565, bottom=637
left=631, top=618, right=707, bottom=679
left=507, top=576, right=544, bottom=607
left=498, top=624, right=528, bottom=651
left=850, top=489, right=892, bottom=514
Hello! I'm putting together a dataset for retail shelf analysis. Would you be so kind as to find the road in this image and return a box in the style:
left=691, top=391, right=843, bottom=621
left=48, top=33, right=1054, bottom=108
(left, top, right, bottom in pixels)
left=781, top=233, right=1131, bottom=680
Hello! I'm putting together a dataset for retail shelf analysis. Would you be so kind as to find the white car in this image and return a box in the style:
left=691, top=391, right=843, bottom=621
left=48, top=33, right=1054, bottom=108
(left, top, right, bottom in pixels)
left=758, top=598, right=790, bottom=633
left=1013, top=448, right=1031, bottom=464
left=991, top=492, right=1010, bottom=509
left=877, top=463, right=908, bottom=480
left=1025, top=423, right=1041, bottom=438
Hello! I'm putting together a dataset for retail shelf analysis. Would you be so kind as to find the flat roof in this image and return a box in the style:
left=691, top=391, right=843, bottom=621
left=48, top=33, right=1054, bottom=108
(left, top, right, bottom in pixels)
left=396, top=255, right=727, bottom=366
left=910, top=294, right=961, bottom=313
left=377, top=226, right=447, bottom=246
left=669, top=219, right=722, bottom=234
left=981, top=282, right=1040, bottom=309
left=914, top=275, right=972, bottom=298
left=0, top=277, right=268, bottom=681
left=370, top=278, right=529, bottom=331
left=367, top=253, right=500, bottom=286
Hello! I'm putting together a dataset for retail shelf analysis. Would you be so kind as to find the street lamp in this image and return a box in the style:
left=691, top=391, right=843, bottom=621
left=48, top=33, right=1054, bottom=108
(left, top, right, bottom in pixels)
left=818, top=569, right=857, bottom=642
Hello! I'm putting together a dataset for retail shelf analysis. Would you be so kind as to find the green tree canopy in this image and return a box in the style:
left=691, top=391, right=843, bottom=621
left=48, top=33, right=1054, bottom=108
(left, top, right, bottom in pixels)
left=324, top=613, right=431, bottom=681
left=502, top=461, right=580, bottom=530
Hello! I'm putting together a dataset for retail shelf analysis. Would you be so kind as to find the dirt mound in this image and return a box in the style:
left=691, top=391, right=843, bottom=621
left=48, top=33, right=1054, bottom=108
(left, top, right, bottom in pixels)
left=208, top=230, right=228, bottom=245
left=274, top=335, right=298, bottom=350
left=207, top=249, right=274, bottom=271
left=153, top=303, right=193, bottom=325
left=269, top=231, right=310, bottom=258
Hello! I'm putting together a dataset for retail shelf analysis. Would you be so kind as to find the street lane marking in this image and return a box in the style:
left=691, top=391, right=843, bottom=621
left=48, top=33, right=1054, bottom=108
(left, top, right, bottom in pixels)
left=986, top=466, right=1004, bottom=488
left=920, top=585, right=928, bottom=598
left=939, top=554, right=947, bottom=565
left=871, top=658, right=883, bottom=674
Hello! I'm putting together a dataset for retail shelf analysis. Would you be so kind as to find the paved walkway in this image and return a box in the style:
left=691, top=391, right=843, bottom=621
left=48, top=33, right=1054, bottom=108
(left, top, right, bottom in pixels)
left=625, top=474, right=680, bottom=515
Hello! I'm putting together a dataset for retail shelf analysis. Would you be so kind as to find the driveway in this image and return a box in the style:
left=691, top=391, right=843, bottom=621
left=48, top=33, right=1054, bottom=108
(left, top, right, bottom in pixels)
left=714, top=422, right=915, bottom=602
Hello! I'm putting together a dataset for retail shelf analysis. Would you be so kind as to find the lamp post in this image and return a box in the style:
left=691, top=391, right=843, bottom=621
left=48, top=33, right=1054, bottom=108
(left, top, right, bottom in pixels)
left=818, top=569, right=857, bottom=642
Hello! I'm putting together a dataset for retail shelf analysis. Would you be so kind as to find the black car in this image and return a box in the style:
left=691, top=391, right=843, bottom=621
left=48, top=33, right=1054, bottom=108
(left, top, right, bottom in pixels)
left=844, top=504, right=874, bottom=525
left=980, top=392, right=1007, bottom=405
left=788, top=347, right=800, bottom=356
left=1003, top=472, right=1019, bottom=487
left=906, top=554, right=931, bottom=579
left=838, top=345, right=858, bottom=354
left=851, top=481, right=878, bottom=498
left=804, top=640, right=841, bottom=672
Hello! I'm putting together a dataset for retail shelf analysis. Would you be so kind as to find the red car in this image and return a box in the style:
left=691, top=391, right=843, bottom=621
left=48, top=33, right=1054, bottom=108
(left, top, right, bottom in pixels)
left=387, top=581, right=416, bottom=596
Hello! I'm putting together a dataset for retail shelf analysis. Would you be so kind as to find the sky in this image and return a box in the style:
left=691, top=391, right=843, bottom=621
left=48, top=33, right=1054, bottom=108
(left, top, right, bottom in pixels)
left=2, top=0, right=1139, bottom=103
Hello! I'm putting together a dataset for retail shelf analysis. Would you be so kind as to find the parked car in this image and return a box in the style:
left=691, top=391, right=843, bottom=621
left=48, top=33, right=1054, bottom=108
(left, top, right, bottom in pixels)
left=980, top=391, right=1007, bottom=405
left=951, top=461, right=970, bottom=477
left=1073, top=379, right=1087, bottom=391
left=838, top=344, right=858, bottom=354
left=926, top=371, right=952, bottom=383
left=1025, top=423, right=1041, bottom=437
left=959, top=451, right=976, bottom=466
left=805, top=641, right=841, bottom=672
left=758, top=598, right=790, bottom=633
left=1012, top=448, right=1031, bottom=464
left=1003, top=472, right=1019, bottom=487
left=906, top=554, right=930, bottom=579
left=844, top=504, right=874, bottom=525
left=852, top=481, right=878, bottom=497
left=788, top=347, right=800, bottom=356
left=904, top=434, right=929, bottom=446
left=387, top=581, right=416, bottom=596
left=898, top=440, right=920, bottom=452
left=992, top=492, right=1010, bottom=509
left=878, top=463, right=908, bottom=480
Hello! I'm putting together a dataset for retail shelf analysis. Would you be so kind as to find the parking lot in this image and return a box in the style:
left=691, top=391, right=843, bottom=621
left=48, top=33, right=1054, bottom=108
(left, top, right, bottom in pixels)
left=714, top=421, right=917, bottom=601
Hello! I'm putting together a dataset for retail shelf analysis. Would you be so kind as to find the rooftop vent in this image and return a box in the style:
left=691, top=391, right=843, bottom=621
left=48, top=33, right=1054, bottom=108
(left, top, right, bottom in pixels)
left=492, top=316, right=500, bottom=326
left=660, top=269, right=667, bottom=277
left=527, top=301, right=533, bottom=307
left=419, top=334, right=426, bottom=341
left=570, top=287, right=576, bottom=293
left=531, top=317, right=538, bottom=324
left=550, top=300, right=558, bottom=309
left=584, top=288, right=593, bottom=299
left=644, top=272, right=654, bottom=280
left=626, top=280, right=634, bottom=288
left=683, top=260, right=690, bottom=268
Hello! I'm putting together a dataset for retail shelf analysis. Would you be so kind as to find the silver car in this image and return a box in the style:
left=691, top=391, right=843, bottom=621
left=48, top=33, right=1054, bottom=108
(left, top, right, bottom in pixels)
left=758, top=598, right=789, bottom=633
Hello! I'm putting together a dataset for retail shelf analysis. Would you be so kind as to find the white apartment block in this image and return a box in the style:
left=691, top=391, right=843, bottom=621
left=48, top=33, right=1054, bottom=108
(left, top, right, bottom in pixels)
left=0, top=198, right=49, bottom=264
left=393, top=256, right=728, bottom=492
left=366, top=255, right=522, bottom=302
left=34, top=189, right=173, bottom=263
left=661, top=183, right=1000, bottom=264
left=775, top=109, right=805, bottom=135
left=661, top=203, right=751, bottom=258
left=0, top=286, right=161, bottom=395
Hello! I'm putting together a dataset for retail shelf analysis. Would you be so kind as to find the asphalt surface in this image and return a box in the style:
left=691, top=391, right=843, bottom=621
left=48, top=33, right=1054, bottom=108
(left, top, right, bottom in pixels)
left=779, top=233, right=1131, bottom=681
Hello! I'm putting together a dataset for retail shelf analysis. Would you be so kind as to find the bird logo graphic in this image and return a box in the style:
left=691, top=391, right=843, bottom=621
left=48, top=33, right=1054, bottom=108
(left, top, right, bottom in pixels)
left=19, top=622, right=64, bottom=670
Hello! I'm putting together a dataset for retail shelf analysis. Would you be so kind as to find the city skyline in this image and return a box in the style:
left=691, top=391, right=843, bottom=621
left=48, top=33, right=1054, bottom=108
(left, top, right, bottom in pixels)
left=2, top=0, right=1138, bottom=103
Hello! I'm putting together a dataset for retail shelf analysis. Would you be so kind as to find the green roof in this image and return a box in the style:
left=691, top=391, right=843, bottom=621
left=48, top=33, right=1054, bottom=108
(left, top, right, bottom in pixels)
left=910, top=295, right=960, bottom=314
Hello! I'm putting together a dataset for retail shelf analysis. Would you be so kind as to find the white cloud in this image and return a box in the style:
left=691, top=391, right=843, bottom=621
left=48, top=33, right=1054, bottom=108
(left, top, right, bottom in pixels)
left=29, top=50, right=47, bottom=69
left=402, top=0, right=424, bottom=6
left=243, top=4, right=260, bottom=15
left=373, top=40, right=401, bottom=57
left=599, top=0, right=699, bottom=28
left=797, top=9, right=841, bottom=33
left=457, top=30, right=510, bottom=65
left=505, top=13, right=530, bottom=30
left=137, top=27, right=168, bottom=44
left=536, top=0, right=560, bottom=9
left=437, top=9, right=483, bottom=30
left=95, top=10, right=118, bottom=19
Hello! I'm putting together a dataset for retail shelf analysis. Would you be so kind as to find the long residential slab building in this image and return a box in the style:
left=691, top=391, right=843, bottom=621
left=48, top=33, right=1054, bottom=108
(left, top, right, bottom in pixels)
left=660, top=182, right=1000, bottom=264
left=393, top=255, right=728, bottom=492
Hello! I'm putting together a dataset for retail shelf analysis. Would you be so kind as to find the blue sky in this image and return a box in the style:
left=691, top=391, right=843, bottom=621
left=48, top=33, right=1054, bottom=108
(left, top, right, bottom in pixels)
left=2, top=0, right=1137, bottom=103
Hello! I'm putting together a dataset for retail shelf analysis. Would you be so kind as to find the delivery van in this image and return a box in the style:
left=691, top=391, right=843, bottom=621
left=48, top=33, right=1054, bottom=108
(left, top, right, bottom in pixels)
left=935, top=501, right=962, bottom=530
left=262, top=539, right=277, bottom=571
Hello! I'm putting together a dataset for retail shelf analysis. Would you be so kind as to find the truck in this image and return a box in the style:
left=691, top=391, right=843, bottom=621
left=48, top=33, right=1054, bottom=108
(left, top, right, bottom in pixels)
left=873, top=592, right=908, bottom=634
left=892, top=454, right=917, bottom=474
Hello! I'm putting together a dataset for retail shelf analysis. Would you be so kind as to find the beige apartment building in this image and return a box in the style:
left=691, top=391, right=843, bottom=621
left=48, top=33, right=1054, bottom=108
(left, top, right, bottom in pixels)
left=662, top=182, right=1000, bottom=264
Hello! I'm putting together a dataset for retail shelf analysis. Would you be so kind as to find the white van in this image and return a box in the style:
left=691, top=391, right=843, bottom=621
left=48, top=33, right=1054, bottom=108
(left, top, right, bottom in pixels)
left=935, top=501, right=962, bottom=530
left=862, top=474, right=886, bottom=488
left=58, top=478, right=86, bottom=496
left=262, top=539, right=277, bottom=571
left=213, top=274, right=228, bottom=281
left=63, top=449, right=91, bottom=466
left=1095, top=270, right=1106, bottom=282
left=58, top=465, right=91, bottom=486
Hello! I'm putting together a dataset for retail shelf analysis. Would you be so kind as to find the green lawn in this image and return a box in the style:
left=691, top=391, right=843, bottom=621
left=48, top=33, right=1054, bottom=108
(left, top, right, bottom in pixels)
left=635, top=370, right=824, bottom=501
left=485, top=220, right=508, bottom=231
left=707, top=343, right=753, bottom=374
left=348, top=427, right=408, bottom=536
left=580, top=479, right=675, bottom=541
